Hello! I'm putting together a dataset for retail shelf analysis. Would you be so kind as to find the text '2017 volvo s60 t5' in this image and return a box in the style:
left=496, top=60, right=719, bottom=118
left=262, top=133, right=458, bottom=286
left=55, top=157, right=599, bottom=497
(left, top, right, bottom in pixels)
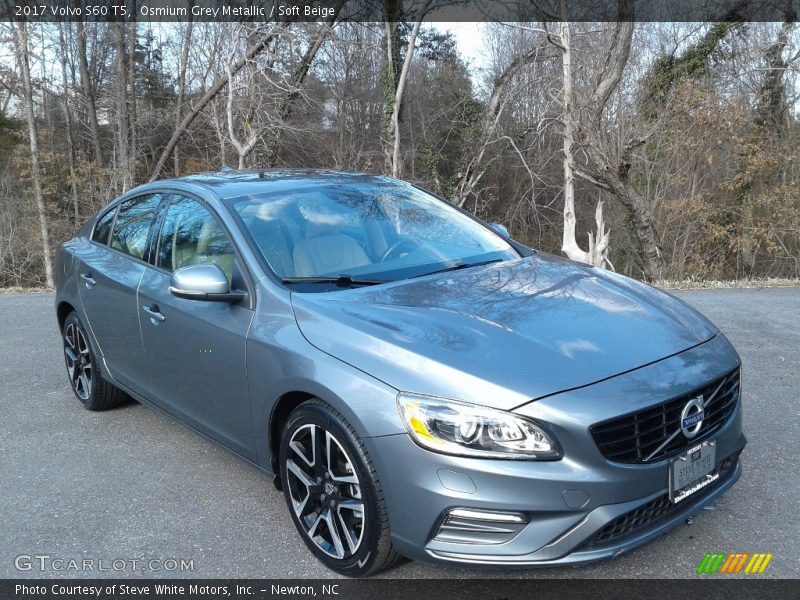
left=55, top=169, right=745, bottom=576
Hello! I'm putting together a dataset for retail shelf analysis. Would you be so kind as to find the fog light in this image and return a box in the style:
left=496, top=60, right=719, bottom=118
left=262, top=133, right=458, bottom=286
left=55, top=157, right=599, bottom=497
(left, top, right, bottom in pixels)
left=432, top=508, right=528, bottom=545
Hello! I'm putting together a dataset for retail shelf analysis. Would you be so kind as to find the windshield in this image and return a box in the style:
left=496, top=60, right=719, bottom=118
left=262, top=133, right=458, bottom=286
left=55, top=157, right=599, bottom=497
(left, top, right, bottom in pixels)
left=230, top=179, right=518, bottom=287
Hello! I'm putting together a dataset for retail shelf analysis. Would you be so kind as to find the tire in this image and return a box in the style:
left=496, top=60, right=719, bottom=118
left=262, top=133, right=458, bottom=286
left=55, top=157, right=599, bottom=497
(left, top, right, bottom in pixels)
left=61, top=312, right=128, bottom=411
left=279, top=399, right=401, bottom=576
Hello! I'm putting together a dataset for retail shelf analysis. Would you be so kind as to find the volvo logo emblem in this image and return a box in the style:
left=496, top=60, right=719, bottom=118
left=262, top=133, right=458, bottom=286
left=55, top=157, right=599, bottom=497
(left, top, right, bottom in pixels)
left=680, top=396, right=705, bottom=438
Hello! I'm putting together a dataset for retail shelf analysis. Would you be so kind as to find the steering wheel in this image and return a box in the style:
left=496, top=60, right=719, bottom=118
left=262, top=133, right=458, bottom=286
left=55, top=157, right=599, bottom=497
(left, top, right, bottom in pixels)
left=381, top=239, right=418, bottom=262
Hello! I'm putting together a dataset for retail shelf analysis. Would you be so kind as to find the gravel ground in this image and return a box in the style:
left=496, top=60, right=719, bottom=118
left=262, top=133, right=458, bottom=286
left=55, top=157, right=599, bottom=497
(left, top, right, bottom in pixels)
left=0, top=288, right=797, bottom=579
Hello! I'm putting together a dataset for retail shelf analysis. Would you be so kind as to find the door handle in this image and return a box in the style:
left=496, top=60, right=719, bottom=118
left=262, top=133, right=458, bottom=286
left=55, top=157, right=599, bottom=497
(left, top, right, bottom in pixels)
left=80, top=273, right=96, bottom=287
left=141, top=304, right=166, bottom=323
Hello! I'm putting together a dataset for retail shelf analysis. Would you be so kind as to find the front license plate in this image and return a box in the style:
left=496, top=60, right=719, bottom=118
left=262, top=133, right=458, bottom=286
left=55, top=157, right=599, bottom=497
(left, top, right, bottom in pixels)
left=669, top=441, right=718, bottom=503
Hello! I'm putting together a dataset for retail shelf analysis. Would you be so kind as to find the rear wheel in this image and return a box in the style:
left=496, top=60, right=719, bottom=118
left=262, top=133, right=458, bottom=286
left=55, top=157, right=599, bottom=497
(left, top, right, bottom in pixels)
left=279, top=400, right=401, bottom=576
left=62, top=312, right=127, bottom=411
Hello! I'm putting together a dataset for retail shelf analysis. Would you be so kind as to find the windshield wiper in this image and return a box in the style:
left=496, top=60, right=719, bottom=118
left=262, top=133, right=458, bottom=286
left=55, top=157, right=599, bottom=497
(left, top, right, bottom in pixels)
left=281, top=275, right=387, bottom=287
left=413, top=258, right=504, bottom=279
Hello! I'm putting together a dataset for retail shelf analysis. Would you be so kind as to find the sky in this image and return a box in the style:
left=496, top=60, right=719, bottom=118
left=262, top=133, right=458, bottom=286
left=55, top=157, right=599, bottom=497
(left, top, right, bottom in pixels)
left=436, top=22, right=488, bottom=69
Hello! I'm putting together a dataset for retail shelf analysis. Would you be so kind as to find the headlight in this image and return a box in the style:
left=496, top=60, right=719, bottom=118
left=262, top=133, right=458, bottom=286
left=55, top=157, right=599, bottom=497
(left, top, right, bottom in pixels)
left=397, top=393, right=561, bottom=459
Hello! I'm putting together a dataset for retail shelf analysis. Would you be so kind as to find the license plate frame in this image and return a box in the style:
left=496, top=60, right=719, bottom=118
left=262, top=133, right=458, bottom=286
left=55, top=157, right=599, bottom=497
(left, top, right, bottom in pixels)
left=669, top=440, right=718, bottom=503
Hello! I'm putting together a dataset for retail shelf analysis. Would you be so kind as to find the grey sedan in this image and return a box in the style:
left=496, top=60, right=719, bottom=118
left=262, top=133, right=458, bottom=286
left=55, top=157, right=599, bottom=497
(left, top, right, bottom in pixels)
left=55, top=170, right=745, bottom=576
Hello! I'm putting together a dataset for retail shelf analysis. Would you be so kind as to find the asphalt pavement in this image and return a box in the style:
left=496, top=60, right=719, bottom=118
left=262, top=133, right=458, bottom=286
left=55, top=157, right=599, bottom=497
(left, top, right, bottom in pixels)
left=0, top=288, right=797, bottom=579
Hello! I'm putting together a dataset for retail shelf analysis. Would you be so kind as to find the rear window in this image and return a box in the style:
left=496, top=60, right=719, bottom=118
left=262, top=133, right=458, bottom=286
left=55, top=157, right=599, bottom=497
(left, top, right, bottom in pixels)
left=109, top=195, right=161, bottom=260
left=91, top=207, right=116, bottom=245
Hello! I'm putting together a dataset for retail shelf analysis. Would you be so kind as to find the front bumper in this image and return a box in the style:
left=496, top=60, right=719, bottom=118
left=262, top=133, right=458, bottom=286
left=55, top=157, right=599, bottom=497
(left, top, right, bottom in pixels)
left=365, top=335, right=746, bottom=567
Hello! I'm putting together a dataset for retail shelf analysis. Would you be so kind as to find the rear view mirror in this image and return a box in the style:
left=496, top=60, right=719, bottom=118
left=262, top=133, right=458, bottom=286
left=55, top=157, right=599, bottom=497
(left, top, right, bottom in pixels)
left=169, top=264, right=246, bottom=302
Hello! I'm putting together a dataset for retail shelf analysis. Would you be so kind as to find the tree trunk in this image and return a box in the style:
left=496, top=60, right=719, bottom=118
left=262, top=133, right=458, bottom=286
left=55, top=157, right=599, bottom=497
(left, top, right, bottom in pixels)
left=572, top=6, right=664, bottom=279
left=559, top=21, right=609, bottom=267
left=609, top=179, right=663, bottom=278
left=387, top=0, right=432, bottom=178
left=77, top=19, right=102, bottom=164
left=173, top=17, right=193, bottom=175
left=149, top=23, right=288, bottom=182
left=113, top=23, right=132, bottom=191
left=226, top=57, right=258, bottom=170
left=14, top=21, right=55, bottom=288
left=58, top=23, right=81, bottom=227
left=127, top=20, right=138, bottom=177
left=381, top=0, right=403, bottom=175
left=560, top=21, right=583, bottom=263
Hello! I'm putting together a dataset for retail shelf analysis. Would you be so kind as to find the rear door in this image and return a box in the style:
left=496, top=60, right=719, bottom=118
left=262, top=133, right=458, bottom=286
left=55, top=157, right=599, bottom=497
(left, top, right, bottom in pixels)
left=76, top=194, right=163, bottom=391
left=136, top=193, right=256, bottom=459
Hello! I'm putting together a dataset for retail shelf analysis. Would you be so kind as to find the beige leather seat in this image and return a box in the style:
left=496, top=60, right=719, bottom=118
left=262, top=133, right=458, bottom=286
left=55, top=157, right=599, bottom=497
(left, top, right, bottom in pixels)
left=179, top=219, right=235, bottom=282
left=292, top=234, right=371, bottom=277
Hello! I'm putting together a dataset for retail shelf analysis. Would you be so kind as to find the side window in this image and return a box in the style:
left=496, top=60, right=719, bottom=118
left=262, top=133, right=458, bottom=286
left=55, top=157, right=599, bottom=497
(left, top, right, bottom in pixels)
left=91, top=206, right=117, bottom=245
left=110, top=195, right=162, bottom=260
left=156, top=196, right=236, bottom=283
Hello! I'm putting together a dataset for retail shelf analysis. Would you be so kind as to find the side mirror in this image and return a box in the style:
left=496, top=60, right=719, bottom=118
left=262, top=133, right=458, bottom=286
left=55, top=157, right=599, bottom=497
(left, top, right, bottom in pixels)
left=490, top=223, right=510, bottom=238
left=169, top=264, right=246, bottom=302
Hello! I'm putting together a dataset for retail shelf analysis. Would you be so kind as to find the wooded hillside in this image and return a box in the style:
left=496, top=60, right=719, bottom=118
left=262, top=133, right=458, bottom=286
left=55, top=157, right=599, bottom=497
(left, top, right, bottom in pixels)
left=1, top=16, right=799, bottom=286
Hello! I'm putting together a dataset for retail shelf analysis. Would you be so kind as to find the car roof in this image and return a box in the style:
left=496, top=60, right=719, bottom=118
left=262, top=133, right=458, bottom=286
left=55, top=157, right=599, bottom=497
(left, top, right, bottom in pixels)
left=127, top=169, right=398, bottom=201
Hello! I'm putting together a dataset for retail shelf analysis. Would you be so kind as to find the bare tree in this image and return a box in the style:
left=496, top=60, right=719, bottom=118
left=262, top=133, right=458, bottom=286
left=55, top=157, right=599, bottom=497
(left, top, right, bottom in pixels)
left=225, top=38, right=264, bottom=170
left=57, top=23, right=81, bottom=226
left=113, top=23, right=132, bottom=190
left=267, top=5, right=345, bottom=165
left=12, top=20, right=54, bottom=288
left=453, top=41, right=547, bottom=208
left=2, top=19, right=799, bottom=287
left=173, top=17, right=194, bottom=175
left=386, top=0, right=433, bottom=177
left=566, top=4, right=665, bottom=278
left=552, top=18, right=610, bottom=267
left=149, top=22, right=289, bottom=181
left=76, top=19, right=102, bottom=164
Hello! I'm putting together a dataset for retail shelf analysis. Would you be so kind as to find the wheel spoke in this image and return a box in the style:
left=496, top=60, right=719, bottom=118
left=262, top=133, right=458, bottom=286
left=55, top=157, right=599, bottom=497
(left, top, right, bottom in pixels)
left=64, top=346, right=78, bottom=364
left=81, top=364, right=92, bottom=391
left=326, top=431, right=358, bottom=483
left=285, top=460, right=313, bottom=517
left=307, top=510, right=325, bottom=538
left=65, top=348, right=79, bottom=382
left=289, top=439, right=314, bottom=469
left=322, top=508, right=346, bottom=559
left=64, top=324, right=76, bottom=350
left=326, top=430, right=335, bottom=474
left=313, top=425, right=325, bottom=474
left=337, top=498, right=364, bottom=516
left=78, top=334, right=90, bottom=356
left=288, top=424, right=319, bottom=472
left=336, top=507, right=360, bottom=555
left=78, top=372, right=91, bottom=396
left=286, top=458, right=316, bottom=488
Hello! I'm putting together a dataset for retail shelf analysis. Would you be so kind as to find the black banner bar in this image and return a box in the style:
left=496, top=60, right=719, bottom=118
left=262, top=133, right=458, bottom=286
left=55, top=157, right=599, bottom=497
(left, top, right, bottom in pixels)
left=2, top=579, right=798, bottom=600
left=2, top=0, right=800, bottom=23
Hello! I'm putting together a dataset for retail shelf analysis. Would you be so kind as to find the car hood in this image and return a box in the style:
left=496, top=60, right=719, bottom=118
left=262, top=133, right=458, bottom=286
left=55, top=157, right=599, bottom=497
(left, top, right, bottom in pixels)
left=290, top=255, right=718, bottom=410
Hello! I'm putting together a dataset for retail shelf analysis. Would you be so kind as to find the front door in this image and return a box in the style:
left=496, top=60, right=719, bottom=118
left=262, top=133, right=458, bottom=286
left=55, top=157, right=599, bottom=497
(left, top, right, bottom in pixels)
left=137, top=194, right=256, bottom=459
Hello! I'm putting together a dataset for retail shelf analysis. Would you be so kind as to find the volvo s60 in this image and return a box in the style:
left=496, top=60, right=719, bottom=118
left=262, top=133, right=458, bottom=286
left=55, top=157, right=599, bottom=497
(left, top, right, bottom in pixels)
left=55, top=170, right=746, bottom=575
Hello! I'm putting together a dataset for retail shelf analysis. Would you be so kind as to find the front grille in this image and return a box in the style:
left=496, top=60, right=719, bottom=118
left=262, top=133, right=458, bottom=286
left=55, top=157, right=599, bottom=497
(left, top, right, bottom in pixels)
left=590, top=368, right=740, bottom=463
left=584, top=452, right=740, bottom=548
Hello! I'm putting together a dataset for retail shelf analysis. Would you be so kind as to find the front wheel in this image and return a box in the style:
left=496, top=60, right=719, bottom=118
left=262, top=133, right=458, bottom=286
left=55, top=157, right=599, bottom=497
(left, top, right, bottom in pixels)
left=279, top=400, right=401, bottom=576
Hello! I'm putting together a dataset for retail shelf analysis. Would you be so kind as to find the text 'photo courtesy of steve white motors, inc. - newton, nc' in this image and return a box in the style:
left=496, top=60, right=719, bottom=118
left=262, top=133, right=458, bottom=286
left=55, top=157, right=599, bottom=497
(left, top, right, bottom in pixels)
left=14, top=583, right=341, bottom=597
left=24, top=2, right=340, bottom=19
